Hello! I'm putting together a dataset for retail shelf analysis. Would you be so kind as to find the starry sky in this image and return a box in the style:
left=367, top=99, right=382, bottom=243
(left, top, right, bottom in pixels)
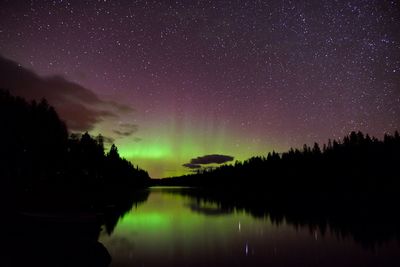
left=0, top=0, right=399, bottom=178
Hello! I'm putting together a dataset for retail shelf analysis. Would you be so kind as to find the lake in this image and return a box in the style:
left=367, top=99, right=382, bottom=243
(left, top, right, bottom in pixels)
left=99, top=187, right=400, bottom=267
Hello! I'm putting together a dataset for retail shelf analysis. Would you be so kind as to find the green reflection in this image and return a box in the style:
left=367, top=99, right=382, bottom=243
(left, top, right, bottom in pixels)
left=100, top=187, right=400, bottom=267
left=100, top=187, right=279, bottom=266
left=121, top=213, right=170, bottom=229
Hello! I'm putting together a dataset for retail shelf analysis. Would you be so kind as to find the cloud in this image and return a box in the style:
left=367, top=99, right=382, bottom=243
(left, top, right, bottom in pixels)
left=69, top=133, right=115, bottom=145
left=182, top=163, right=202, bottom=169
left=183, top=154, right=234, bottom=170
left=113, top=123, right=139, bottom=137
left=190, top=154, right=234, bottom=165
left=107, top=101, right=135, bottom=113
left=0, top=55, right=133, bottom=132
left=113, top=130, right=134, bottom=136
left=101, top=135, right=115, bottom=145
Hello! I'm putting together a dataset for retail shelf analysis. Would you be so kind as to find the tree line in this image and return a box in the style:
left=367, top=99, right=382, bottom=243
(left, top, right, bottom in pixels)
left=160, top=129, right=400, bottom=197
left=0, top=89, right=149, bottom=210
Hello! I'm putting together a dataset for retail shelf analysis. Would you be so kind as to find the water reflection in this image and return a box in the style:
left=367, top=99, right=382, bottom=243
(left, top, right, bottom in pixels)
left=163, top=187, right=400, bottom=249
left=4, top=187, right=399, bottom=266
left=186, top=201, right=233, bottom=216
left=1, top=189, right=149, bottom=267
left=100, top=187, right=400, bottom=267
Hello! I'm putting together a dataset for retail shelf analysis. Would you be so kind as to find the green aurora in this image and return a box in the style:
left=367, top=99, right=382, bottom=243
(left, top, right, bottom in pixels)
left=95, top=120, right=280, bottom=178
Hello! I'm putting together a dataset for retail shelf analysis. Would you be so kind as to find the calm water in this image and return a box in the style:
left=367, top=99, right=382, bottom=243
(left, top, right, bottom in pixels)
left=99, top=187, right=400, bottom=267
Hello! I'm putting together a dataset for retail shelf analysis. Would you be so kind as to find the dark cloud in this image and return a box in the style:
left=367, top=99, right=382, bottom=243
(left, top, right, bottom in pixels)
left=183, top=154, right=234, bottom=170
left=69, top=133, right=115, bottom=145
left=101, top=135, right=115, bottom=145
left=182, top=163, right=202, bottom=169
left=113, top=130, right=133, bottom=136
left=0, top=55, right=133, bottom=131
left=107, top=101, right=135, bottom=113
left=190, top=154, right=234, bottom=165
left=113, top=123, right=138, bottom=137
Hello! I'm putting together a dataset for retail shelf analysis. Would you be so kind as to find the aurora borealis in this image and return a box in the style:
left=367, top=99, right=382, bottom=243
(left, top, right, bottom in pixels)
left=1, top=1, right=399, bottom=177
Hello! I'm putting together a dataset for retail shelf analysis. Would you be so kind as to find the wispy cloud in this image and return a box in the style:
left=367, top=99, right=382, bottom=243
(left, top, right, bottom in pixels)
left=113, top=123, right=139, bottom=137
left=0, top=55, right=133, bottom=132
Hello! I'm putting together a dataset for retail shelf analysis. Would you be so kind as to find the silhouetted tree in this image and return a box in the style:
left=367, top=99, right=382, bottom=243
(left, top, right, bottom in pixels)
left=160, top=129, right=400, bottom=200
left=0, top=89, right=150, bottom=211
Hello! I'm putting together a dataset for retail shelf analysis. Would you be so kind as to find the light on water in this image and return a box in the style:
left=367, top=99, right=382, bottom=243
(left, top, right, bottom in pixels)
left=100, top=187, right=400, bottom=267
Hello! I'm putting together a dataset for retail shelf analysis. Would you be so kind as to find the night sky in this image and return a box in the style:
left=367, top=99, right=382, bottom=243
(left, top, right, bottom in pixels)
left=1, top=0, right=399, bottom=178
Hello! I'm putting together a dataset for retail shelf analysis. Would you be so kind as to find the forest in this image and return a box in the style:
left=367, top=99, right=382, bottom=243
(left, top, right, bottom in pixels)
left=0, top=89, right=150, bottom=211
left=159, top=130, right=400, bottom=193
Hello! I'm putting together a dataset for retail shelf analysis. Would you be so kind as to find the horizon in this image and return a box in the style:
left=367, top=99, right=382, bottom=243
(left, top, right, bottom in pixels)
left=1, top=1, right=399, bottom=177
